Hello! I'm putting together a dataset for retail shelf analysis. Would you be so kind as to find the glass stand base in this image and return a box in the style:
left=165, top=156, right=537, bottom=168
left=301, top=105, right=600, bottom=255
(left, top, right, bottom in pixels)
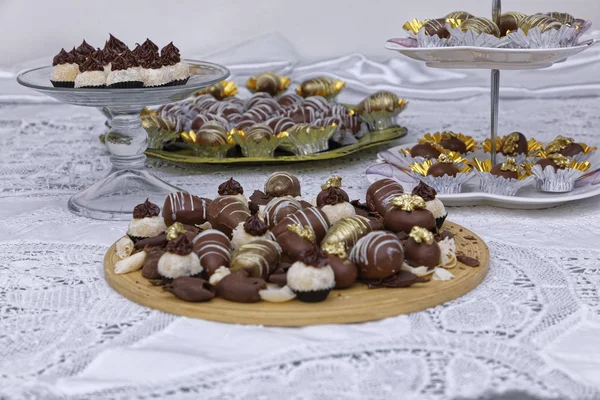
left=67, top=168, right=180, bottom=221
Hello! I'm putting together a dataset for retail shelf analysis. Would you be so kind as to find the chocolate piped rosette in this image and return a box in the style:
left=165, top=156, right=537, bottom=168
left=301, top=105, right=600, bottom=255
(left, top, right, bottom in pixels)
left=390, top=10, right=591, bottom=49
left=51, top=35, right=190, bottom=89
left=111, top=173, right=478, bottom=306
left=137, top=75, right=408, bottom=158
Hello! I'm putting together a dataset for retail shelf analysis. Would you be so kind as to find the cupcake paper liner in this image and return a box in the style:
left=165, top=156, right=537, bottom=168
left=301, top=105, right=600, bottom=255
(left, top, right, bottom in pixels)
left=107, top=81, right=144, bottom=89
left=475, top=171, right=535, bottom=196
left=188, top=143, right=235, bottom=158
left=506, top=24, right=588, bottom=49
left=294, top=288, right=331, bottom=303
left=280, top=124, right=336, bottom=156
left=50, top=80, right=75, bottom=88
left=435, top=214, right=448, bottom=230
left=447, top=26, right=507, bottom=48
left=168, top=77, right=190, bottom=86
left=77, top=85, right=106, bottom=89
left=413, top=29, right=454, bottom=48
left=532, top=164, right=585, bottom=192
left=415, top=172, right=475, bottom=194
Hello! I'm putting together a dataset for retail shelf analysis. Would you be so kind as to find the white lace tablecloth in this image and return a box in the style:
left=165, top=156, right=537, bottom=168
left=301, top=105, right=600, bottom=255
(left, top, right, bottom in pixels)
left=2, top=46, right=600, bottom=399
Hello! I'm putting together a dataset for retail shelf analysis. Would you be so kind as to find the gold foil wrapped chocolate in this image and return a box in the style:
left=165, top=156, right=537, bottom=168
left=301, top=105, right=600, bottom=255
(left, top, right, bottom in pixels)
left=321, top=216, right=373, bottom=250
left=140, top=107, right=157, bottom=117
left=445, top=11, right=474, bottom=21
left=419, top=132, right=479, bottom=153
left=321, top=241, right=347, bottom=259
left=230, top=239, right=282, bottom=279
left=279, top=123, right=336, bottom=156
left=403, top=18, right=425, bottom=35
left=390, top=194, right=427, bottom=211
left=246, top=72, right=291, bottom=96
left=296, top=77, right=345, bottom=101
left=181, top=121, right=234, bottom=158
left=194, top=80, right=238, bottom=100
left=356, top=91, right=408, bottom=130
left=460, top=17, right=501, bottom=36
left=409, top=226, right=434, bottom=245
left=141, top=115, right=180, bottom=150
left=519, top=15, right=562, bottom=34
left=287, top=224, right=315, bottom=243
left=166, top=222, right=186, bottom=241
left=545, top=12, right=575, bottom=26
left=230, top=125, right=288, bottom=158
left=321, top=176, right=342, bottom=190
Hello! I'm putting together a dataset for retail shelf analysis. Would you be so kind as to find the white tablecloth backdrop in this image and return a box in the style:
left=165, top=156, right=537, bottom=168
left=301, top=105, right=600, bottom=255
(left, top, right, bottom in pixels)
left=2, top=35, right=600, bottom=400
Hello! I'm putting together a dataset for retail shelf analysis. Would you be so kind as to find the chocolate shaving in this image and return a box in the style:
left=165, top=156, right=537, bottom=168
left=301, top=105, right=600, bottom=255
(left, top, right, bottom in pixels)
left=366, top=270, right=429, bottom=288
left=160, top=41, right=181, bottom=66
left=218, top=177, right=244, bottom=196
left=248, top=190, right=273, bottom=215
left=457, top=254, right=480, bottom=267
left=132, top=198, right=160, bottom=219
left=434, top=230, right=454, bottom=242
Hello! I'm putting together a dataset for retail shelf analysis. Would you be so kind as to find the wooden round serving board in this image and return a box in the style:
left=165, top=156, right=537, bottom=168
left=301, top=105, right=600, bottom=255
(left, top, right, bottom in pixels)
left=104, top=221, right=489, bottom=327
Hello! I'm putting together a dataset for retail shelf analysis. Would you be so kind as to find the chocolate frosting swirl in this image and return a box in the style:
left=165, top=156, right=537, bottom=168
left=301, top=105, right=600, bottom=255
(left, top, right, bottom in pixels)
left=104, top=34, right=128, bottom=54
left=133, top=199, right=160, bottom=219
left=218, top=178, right=244, bottom=195
left=139, top=49, right=162, bottom=69
left=121, top=48, right=139, bottom=67
left=53, top=48, right=74, bottom=66
left=299, top=245, right=329, bottom=267
left=165, top=234, right=193, bottom=255
left=160, top=42, right=181, bottom=66
left=317, top=187, right=348, bottom=206
left=141, top=39, right=159, bottom=54
left=132, top=43, right=144, bottom=58
left=68, top=47, right=86, bottom=64
left=411, top=181, right=437, bottom=201
left=76, top=40, right=95, bottom=56
left=111, top=50, right=138, bottom=71
left=79, top=52, right=104, bottom=72
left=243, top=214, right=269, bottom=236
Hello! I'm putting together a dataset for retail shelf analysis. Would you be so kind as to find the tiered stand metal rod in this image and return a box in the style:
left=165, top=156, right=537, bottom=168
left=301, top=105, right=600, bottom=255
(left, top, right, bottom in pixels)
left=490, top=0, right=501, bottom=165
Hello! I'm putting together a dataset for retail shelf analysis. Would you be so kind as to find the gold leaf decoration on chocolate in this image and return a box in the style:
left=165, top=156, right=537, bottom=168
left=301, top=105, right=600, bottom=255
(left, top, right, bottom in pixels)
left=356, top=91, right=409, bottom=122
left=501, top=132, right=520, bottom=154
left=403, top=18, right=425, bottom=34
left=500, top=157, right=519, bottom=172
left=140, top=107, right=156, bottom=117
left=437, top=153, right=453, bottom=164
left=321, top=242, right=347, bottom=259
left=547, top=153, right=571, bottom=169
left=409, top=226, right=434, bottom=245
left=166, top=222, right=186, bottom=241
left=419, top=132, right=479, bottom=152
left=194, top=80, right=238, bottom=100
left=287, top=224, right=315, bottom=243
left=474, top=158, right=530, bottom=180
left=390, top=194, right=426, bottom=211
left=296, top=77, right=345, bottom=100
left=321, top=216, right=372, bottom=249
left=545, top=135, right=574, bottom=154
left=445, top=18, right=463, bottom=30
left=321, top=176, right=342, bottom=190
left=483, top=135, right=542, bottom=156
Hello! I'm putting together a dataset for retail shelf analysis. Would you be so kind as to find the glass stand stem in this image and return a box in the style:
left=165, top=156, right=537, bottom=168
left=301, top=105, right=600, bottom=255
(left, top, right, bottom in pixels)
left=490, top=69, right=500, bottom=166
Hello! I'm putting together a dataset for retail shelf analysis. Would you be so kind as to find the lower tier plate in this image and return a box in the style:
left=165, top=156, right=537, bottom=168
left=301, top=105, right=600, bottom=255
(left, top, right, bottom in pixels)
left=104, top=221, right=489, bottom=327
left=145, top=126, right=407, bottom=164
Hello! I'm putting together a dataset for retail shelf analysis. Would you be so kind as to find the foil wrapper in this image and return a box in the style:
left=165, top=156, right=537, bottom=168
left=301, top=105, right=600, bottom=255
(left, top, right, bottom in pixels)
left=279, top=123, right=336, bottom=156
left=194, top=80, right=238, bottom=100
left=447, top=25, right=506, bottom=48
left=246, top=72, right=291, bottom=96
left=481, top=135, right=543, bottom=163
left=538, top=139, right=597, bottom=162
left=357, top=91, right=408, bottom=131
left=475, top=171, right=534, bottom=196
left=419, top=132, right=479, bottom=153
left=230, top=126, right=288, bottom=158
left=181, top=129, right=234, bottom=158
left=506, top=22, right=591, bottom=48
left=296, top=77, right=345, bottom=101
left=414, top=172, right=474, bottom=194
left=141, top=115, right=180, bottom=150
left=531, top=164, right=587, bottom=192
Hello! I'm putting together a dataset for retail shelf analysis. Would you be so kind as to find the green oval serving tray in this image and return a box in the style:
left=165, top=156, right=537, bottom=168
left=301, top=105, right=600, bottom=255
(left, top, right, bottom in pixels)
left=145, top=126, right=407, bottom=164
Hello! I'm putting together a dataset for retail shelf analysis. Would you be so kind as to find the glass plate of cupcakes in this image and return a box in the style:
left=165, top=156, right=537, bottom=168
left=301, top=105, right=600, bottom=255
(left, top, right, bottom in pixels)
left=103, top=74, right=409, bottom=163
left=385, top=11, right=597, bottom=70
left=366, top=132, right=600, bottom=209
left=103, top=173, right=489, bottom=326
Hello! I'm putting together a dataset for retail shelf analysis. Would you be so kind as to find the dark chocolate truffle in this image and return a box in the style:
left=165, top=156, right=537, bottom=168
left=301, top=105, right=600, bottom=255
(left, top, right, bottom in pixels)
left=410, top=143, right=441, bottom=159
left=427, top=162, right=460, bottom=177
left=248, top=190, right=274, bottom=215
left=404, top=227, right=441, bottom=268
left=350, top=231, right=405, bottom=280
left=216, top=270, right=267, bottom=303
left=499, top=12, right=527, bottom=36
left=559, top=143, right=585, bottom=157
left=264, top=172, right=301, bottom=197
left=411, top=181, right=437, bottom=201
left=163, top=192, right=211, bottom=226
left=326, top=254, right=358, bottom=289
left=500, top=132, right=528, bottom=155
left=383, top=194, right=436, bottom=234
left=192, top=229, right=232, bottom=276
left=439, top=133, right=467, bottom=154
left=490, top=159, right=519, bottom=180
left=206, top=196, right=251, bottom=237
left=366, top=178, right=404, bottom=217
left=164, top=277, right=215, bottom=302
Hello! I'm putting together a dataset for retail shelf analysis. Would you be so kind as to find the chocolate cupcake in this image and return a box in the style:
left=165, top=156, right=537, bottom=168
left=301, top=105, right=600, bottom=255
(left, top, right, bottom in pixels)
left=350, top=231, right=404, bottom=280
left=138, top=40, right=170, bottom=87
left=264, top=172, right=301, bottom=197
left=106, top=50, right=143, bottom=88
left=384, top=194, right=436, bottom=234
left=315, top=176, right=355, bottom=225
left=160, top=42, right=190, bottom=86
left=217, top=177, right=247, bottom=207
left=127, top=199, right=167, bottom=242
left=157, top=235, right=202, bottom=279
left=412, top=182, right=447, bottom=229
left=231, top=214, right=273, bottom=250
left=74, top=50, right=106, bottom=88
left=162, top=192, right=211, bottom=226
left=192, top=229, right=232, bottom=276
left=287, top=245, right=335, bottom=302
left=50, top=48, right=78, bottom=87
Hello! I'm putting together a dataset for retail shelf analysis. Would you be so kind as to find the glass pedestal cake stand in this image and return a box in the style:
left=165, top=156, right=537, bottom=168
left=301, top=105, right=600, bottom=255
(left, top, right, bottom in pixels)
left=17, top=60, right=229, bottom=220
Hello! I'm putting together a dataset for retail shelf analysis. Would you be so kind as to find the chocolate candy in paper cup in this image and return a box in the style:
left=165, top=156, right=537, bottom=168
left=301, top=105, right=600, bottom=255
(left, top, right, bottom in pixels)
left=278, top=123, right=336, bottom=156
left=410, top=153, right=474, bottom=194
left=230, top=124, right=288, bottom=158
left=529, top=155, right=591, bottom=193
left=194, top=80, right=238, bottom=100
left=296, top=77, right=345, bottom=101
left=180, top=121, right=234, bottom=158
left=246, top=72, right=291, bottom=96
left=471, top=158, right=534, bottom=196
left=356, top=91, right=408, bottom=131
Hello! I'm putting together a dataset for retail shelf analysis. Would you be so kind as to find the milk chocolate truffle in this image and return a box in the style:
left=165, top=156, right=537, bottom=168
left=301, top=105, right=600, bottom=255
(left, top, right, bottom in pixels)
left=366, top=178, right=404, bottom=217
left=164, top=277, right=215, bottom=302
left=206, top=196, right=251, bottom=237
left=439, top=132, right=467, bottom=154
left=423, top=18, right=450, bottom=38
left=230, top=239, right=282, bottom=279
left=410, top=143, right=441, bottom=159
left=264, top=172, right=301, bottom=197
left=384, top=194, right=436, bottom=234
left=499, top=12, right=527, bottom=35
left=276, top=224, right=316, bottom=262
left=559, top=143, right=585, bottom=157
left=536, top=153, right=571, bottom=172
left=163, top=192, right=211, bottom=226
left=404, top=226, right=441, bottom=268
left=500, top=132, right=528, bottom=155
left=545, top=136, right=585, bottom=157
left=271, top=207, right=331, bottom=242
left=519, top=15, right=562, bottom=34
left=427, top=155, right=460, bottom=177
left=263, top=197, right=303, bottom=228
left=535, top=158, right=558, bottom=171
left=350, top=231, right=405, bottom=280
left=192, top=229, right=232, bottom=276
left=216, top=270, right=267, bottom=303
left=490, top=158, right=519, bottom=180
left=322, top=242, right=358, bottom=289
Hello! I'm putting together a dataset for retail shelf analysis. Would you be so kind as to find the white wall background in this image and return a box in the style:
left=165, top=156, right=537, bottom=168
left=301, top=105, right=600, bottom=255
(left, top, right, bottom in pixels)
left=0, top=0, right=598, bottom=67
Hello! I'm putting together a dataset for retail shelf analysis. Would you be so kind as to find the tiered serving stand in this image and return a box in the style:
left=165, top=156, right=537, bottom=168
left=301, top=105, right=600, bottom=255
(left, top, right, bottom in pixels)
left=17, top=61, right=229, bottom=220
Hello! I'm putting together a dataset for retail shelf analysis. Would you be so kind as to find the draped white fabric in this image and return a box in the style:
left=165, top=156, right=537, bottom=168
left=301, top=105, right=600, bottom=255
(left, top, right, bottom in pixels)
left=2, top=35, right=600, bottom=399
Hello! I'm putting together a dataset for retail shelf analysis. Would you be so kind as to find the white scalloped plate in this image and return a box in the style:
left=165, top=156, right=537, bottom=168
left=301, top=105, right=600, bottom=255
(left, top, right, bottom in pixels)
left=384, top=39, right=597, bottom=70
left=366, top=144, right=600, bottom=209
